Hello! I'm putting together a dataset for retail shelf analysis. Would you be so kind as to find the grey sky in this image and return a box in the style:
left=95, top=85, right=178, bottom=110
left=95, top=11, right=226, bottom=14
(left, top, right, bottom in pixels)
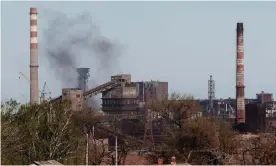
left=1, top=1, right=276, bottom=103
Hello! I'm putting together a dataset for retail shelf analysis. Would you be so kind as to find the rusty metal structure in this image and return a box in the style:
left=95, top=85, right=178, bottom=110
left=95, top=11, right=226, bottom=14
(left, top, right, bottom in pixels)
left=30, top=8, right=39, bottom=104
left=236, top=22, right=245, bottom=124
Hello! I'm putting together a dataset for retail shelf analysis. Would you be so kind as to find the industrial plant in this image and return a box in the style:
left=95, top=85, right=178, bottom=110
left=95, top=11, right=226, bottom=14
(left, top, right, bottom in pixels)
left=27, top=7, right=276, bottom=152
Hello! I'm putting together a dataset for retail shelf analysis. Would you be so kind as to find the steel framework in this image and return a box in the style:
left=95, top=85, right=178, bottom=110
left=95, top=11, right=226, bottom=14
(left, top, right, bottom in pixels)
left=208, top=75, right=215, bottom=113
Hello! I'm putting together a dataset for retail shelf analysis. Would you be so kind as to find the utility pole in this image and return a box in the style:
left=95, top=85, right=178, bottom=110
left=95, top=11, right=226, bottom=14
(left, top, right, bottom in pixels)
left=115, top=136, right=118, bottom=166
left=86, top=133, right=89, bottom=165
left=92, top=126, right=95, bottom=164
left=92, top=126, right=95, bottom=137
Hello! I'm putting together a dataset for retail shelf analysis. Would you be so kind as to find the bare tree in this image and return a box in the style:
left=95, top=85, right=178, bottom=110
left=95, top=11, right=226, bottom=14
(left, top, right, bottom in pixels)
left=69, top=108, right=107, bottom=164
left=233, top=133, right=276, bottom=165
left=105, top=117, right=134, bottom=165
left=149, top=93, right=240, bottom=165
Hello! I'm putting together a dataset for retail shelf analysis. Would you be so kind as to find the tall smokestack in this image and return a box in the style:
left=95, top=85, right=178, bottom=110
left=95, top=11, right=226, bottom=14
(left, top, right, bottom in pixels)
left=30, top=8, right=39, bottom=104
left=236, top=22, right=245, bottom=124
left=76, top=68, right=90, bottom=91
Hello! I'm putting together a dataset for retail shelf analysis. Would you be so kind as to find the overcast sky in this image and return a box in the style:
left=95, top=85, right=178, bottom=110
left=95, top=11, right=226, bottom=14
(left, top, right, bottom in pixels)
left=1, top=1, right=276, bottom=103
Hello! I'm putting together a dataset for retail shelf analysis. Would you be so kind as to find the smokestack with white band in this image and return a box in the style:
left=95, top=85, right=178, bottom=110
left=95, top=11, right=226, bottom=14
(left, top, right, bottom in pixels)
left=30, top=7, right=39, bottom=104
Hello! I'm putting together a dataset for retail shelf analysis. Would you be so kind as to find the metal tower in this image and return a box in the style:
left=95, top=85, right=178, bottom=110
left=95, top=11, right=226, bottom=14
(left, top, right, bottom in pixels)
left=143, top=107, right=155, bottom=151
left=208, top=75, right=216, bottom=113
left=40, top=82, right=51, bottom=102
left=76, top=68, right=90, bottom=91
left=142, top=90, right=155, bottom=151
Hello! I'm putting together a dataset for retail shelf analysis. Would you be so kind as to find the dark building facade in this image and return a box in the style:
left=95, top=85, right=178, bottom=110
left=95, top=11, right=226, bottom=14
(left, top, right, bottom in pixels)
left=256, top=92, right=273, bottom=103
left=245, top=103, right=266, bottom=132
left=101, top=78, right=168, bottom=117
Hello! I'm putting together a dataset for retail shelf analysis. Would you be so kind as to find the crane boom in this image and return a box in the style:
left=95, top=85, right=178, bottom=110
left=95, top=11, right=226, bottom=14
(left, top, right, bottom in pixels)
left=19, top=72, right=30, bottom=83
left=18, top=72, right=51, bottom=102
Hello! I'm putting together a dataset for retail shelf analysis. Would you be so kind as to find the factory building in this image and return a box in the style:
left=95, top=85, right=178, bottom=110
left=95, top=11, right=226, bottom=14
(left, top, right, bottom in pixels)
left=55, top=74, right=168, bottom=118
left=100, top=75, right=168, bottom=118
left=245, top=103, right=266, bottom=132
left=198, top=90, right=276, bottom=133
left=101, top=74, right=137, bottom=115
left=25, top=8, right=275, bottom=153
left=62, top=88, right=84, bottom=111
left=256, top=91, right=273, bottom=103
left=200, top=92, right=275, bottom=116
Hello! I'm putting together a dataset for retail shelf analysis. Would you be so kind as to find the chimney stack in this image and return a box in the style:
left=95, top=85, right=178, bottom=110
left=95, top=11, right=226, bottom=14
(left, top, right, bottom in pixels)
left=236, top=22, right=245, bottom=124
left=30, top=8, right=39, bottom=104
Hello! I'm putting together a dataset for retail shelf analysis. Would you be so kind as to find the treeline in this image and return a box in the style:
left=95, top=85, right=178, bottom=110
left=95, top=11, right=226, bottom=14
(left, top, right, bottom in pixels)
left=1, top=93, right=276, bottom=165
left=1, top=99, right=103, bottom=165
left=149, top=93, right=276, bottom=164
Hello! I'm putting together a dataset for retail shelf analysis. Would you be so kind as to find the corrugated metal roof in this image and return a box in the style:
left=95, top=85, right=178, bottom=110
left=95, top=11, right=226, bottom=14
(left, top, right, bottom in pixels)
left=32, top=160, right=63, bottom=165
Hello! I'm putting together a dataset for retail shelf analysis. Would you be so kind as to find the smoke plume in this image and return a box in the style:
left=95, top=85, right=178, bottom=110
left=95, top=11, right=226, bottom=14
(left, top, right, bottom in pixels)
left=41, top=10, right=122, bottom=88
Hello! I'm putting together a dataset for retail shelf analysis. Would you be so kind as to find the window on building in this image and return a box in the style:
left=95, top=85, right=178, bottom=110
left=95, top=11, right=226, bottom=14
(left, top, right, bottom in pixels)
left=76, top=94, right=80, bottom=98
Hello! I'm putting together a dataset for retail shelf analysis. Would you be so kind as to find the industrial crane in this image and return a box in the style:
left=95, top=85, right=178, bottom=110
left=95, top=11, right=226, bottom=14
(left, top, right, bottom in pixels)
left=18, top=72, right=51, bottom=103
left=40, top=82, right=51, bottom=102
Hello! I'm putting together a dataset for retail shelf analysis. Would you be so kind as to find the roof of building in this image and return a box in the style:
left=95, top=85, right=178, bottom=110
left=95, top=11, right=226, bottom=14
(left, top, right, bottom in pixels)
left=31, top=160, right=63, bottom=165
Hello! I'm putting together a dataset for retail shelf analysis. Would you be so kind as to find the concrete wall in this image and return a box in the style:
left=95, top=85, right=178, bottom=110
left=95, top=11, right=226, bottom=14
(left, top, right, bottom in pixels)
left=101, top=78, right=168, bottom=116
left=62, top=88, right=84, bottom=111
left=136, top=81, right=168, bottom=103
left=102, top=82, right=138, bottom=113
left=102, top=86, right=122, bottom=99
left=111, top=74, right=131, bottom=83
left=122, top=84, right=137, bottom=98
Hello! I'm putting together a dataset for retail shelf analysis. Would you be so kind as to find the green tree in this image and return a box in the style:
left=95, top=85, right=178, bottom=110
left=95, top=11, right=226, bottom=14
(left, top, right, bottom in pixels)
left=1, top=99, right=26, bottom=164
left=1, top=100, right=81, bottom=164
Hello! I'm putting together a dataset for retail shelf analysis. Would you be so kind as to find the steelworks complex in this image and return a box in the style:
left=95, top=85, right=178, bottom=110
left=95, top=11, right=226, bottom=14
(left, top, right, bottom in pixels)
left=27, top=8, right=275, bottom=149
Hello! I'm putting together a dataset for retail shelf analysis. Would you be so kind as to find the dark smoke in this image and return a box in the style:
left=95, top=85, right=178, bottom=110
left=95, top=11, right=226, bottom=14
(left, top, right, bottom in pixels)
left=41, top=10, right=123, bottom=108
left=42, top=10, right=122, bottom=88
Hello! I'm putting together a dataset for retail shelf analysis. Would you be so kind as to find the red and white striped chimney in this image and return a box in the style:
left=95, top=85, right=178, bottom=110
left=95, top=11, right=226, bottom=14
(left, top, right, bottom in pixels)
left=30, top=8, right=39, bottom=104
left=236, top=22, right=245, bottom=124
